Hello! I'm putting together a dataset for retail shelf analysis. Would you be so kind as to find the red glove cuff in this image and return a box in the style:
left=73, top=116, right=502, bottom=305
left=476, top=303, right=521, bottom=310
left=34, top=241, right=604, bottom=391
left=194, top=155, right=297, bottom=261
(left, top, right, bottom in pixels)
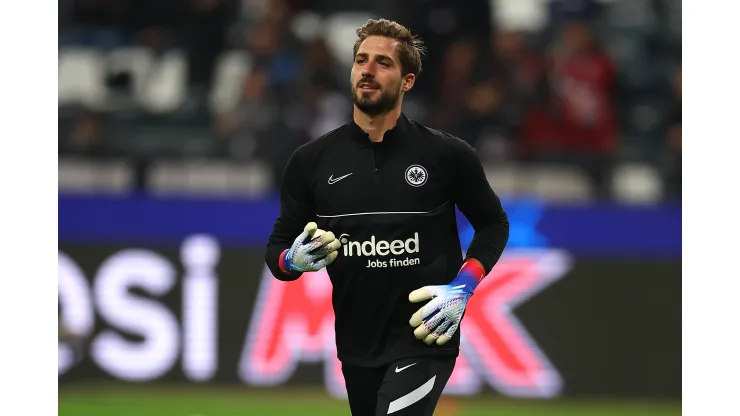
left=459, top=259, right=486, bottom=283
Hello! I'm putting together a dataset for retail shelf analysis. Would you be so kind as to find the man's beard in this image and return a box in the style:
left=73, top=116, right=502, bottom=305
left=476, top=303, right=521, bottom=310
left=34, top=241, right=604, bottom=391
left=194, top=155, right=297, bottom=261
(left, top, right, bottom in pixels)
left=351, top=81, right=401, bottom=116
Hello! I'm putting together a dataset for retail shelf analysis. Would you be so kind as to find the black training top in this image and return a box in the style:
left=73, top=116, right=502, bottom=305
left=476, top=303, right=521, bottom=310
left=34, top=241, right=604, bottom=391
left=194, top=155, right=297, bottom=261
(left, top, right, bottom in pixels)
left=265, top=113, right=510, bottom=367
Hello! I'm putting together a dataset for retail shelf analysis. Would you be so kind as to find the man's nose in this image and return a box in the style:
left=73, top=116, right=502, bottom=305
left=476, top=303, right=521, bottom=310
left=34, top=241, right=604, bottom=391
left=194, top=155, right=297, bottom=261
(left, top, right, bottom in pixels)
left=362, top=63, right=377, bottom=77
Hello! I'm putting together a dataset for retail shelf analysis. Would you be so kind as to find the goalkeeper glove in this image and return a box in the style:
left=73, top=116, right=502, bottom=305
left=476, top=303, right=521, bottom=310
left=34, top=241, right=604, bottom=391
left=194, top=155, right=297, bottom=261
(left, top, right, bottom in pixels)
left=279, top=222, right=341, bottom=274
left=408, top=259, right=486, bottom=345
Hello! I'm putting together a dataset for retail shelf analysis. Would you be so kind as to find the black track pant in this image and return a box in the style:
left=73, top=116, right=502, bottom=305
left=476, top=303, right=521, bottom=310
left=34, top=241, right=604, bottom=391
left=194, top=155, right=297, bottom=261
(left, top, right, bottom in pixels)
left=341, top=356, right=456, bottom=416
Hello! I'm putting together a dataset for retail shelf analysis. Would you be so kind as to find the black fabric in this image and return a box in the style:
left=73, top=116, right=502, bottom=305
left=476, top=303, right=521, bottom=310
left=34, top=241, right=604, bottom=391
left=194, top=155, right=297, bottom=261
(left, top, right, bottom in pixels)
left=265, top=113, right=510, bottom=366
left=342, top=356, right=457, bottom=416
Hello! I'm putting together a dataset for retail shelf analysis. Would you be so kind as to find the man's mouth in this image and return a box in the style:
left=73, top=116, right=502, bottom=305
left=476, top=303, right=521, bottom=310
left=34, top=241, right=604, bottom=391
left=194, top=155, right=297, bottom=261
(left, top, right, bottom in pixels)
left=358, top=82, right=379, bottom=91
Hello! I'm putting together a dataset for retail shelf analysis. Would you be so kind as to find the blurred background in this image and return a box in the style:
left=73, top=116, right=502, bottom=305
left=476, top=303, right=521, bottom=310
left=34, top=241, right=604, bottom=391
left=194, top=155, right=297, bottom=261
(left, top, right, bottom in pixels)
left=58, top=0, right=681, bottom=415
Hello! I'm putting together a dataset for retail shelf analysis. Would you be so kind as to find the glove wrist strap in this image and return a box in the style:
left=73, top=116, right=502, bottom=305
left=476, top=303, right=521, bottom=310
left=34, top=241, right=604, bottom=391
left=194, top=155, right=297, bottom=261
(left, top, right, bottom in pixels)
left=279, top=249, right=301, bottom=276
left=460, top=259, right=486, bottom=281
left=454, top=259, right=486, bottom=294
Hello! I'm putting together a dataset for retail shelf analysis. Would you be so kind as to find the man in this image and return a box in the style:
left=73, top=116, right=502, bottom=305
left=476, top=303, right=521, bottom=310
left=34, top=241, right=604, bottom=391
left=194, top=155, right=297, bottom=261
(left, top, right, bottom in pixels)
left=265, top=19, right=509, bottom=416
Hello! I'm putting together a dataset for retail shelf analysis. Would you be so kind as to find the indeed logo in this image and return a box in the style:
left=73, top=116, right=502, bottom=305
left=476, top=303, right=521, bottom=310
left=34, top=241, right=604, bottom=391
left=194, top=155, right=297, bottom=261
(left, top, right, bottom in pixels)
left=338, top=233, right=420, bottom=257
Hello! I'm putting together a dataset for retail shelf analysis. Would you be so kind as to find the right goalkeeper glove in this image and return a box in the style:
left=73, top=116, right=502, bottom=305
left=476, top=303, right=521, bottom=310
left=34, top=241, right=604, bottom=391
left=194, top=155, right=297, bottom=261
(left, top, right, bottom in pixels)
left=279, top=222, right=341, bottom=274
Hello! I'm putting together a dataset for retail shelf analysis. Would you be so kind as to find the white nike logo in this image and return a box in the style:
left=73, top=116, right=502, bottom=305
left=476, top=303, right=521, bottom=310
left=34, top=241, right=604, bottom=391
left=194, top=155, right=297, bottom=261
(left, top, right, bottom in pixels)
left=395, top=363, right=417, bottom=373
left=328, top=173, right=353, bottom=184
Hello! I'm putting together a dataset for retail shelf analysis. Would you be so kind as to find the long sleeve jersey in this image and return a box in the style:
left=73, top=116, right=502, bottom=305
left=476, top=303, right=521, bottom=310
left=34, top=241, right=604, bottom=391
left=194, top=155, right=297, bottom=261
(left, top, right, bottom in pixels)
left=265, top=113, right=510, bottom=367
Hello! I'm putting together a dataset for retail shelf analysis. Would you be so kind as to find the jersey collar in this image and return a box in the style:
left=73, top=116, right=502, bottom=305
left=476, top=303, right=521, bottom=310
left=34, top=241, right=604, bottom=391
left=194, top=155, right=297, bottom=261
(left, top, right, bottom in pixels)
left=348, top=113, right=411, bottom=146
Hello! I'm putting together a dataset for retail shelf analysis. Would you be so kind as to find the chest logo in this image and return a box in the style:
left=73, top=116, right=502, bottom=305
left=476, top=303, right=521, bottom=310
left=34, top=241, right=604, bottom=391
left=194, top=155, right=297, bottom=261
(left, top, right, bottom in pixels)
left=328, top=173, right=353, bottom=184
left=405, top=165, right=428, bottom=187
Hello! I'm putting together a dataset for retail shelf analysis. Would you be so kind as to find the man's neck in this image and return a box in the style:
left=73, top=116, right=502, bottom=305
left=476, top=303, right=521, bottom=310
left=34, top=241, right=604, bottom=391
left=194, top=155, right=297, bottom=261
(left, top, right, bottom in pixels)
left=353, top=106, right=402, bottom=142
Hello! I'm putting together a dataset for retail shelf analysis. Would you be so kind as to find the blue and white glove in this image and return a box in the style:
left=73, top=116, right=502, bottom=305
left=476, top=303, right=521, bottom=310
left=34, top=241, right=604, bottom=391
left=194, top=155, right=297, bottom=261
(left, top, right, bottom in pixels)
left=409, top=260, right=486, bottom=345
left=279, top=222, right=341, bottom=274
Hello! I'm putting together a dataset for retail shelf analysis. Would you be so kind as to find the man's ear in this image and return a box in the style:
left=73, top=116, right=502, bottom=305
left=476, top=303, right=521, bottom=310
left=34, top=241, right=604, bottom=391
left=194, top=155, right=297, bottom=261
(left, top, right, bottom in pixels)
left=402, top=73, right=416, bottom=93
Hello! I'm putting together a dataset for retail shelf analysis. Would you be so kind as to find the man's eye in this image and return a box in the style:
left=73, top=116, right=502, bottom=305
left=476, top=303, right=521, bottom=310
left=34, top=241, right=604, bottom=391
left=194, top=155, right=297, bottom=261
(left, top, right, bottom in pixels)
left=380, top=62, right=390, bottom=67
left=356, top=59, right=366, bottom=64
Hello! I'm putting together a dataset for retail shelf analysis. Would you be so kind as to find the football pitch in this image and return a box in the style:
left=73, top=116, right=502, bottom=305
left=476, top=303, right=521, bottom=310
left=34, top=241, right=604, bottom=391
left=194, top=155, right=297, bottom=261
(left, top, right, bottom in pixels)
left=58, top=385, right=681, bottom=416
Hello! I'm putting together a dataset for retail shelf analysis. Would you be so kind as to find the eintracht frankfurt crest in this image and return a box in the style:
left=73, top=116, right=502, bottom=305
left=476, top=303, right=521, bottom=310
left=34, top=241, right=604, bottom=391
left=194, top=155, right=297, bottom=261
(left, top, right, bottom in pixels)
left=405, top=165, right=428, bottom=187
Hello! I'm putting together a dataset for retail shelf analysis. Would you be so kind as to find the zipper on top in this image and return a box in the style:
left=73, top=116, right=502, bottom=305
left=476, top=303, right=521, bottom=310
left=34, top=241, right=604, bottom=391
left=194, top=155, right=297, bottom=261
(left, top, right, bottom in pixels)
left=371, top=145, right=380, bottom=174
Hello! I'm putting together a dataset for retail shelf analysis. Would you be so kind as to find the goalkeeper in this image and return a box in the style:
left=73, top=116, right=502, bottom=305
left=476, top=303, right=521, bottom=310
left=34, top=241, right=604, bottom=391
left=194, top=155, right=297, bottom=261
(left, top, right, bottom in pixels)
left=265, top=18, right=509, bottom=416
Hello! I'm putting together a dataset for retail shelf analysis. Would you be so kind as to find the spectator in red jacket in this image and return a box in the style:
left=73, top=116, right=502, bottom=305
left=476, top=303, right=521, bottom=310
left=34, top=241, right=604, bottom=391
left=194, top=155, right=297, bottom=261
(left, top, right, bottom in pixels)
left=520, top=20, right=617, bottom=196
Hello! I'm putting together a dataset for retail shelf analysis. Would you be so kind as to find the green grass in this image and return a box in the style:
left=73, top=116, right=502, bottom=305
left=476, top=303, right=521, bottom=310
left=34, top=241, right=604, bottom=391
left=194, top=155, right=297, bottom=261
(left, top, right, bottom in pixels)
left=58, top=385, right=681, bottom=416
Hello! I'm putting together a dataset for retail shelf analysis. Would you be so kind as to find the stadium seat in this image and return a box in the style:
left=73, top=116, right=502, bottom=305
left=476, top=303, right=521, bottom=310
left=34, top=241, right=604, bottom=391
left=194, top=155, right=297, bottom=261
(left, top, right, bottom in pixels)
left=484, top=164, right=593, bottom=203
left=290, top=11, right=325, bottom=42
left=209, top=51, right=253, bottom=114
left=147, top=160, right=274, bottom=197
left=105, top=47, right=155, bottom=97
left=492, top=0, right=548, bottom=32
left=58, top=48, right=107, bottom=109
left=483, top=164, right=521, bottom=198
left=525, top=165, right=594, bottom=202
left=322, top=12, right=378, bottom=67
left=611, top=163, right=663, bottom=204
left=58, top=157, right=135, bottom=193
left=138, top=51, right=187, bottom=114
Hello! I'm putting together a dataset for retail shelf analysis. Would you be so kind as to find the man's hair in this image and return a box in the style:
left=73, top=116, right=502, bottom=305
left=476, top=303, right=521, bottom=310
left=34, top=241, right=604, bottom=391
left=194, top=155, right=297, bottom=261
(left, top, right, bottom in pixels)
left=353, top=19, right=425, bottom=77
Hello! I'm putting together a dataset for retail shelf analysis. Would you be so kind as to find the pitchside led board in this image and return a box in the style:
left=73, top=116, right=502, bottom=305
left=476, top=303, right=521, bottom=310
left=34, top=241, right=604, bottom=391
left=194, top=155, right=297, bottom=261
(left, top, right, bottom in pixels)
left=58, top=194, right=681, bottom=399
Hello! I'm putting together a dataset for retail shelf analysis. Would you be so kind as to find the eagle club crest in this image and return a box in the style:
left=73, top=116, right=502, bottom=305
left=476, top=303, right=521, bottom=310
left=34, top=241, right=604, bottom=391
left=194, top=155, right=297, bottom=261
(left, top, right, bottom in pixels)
left=405, top=165, right=428, bottom=187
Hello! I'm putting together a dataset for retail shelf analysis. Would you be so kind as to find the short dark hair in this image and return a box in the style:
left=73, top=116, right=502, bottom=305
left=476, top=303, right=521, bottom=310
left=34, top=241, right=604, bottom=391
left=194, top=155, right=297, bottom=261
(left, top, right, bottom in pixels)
left=353, top=19, right=425, bottom=76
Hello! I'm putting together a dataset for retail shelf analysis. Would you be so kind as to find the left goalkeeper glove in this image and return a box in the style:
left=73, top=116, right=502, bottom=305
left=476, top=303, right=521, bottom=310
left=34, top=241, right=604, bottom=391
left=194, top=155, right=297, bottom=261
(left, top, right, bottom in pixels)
left=408, top=259, right=486, bottom=345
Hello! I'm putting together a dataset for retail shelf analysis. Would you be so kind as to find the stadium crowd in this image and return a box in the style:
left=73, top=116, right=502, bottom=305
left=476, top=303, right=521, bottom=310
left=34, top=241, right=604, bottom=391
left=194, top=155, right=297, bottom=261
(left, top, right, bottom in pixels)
left=58, top=0, right=682, bottom=201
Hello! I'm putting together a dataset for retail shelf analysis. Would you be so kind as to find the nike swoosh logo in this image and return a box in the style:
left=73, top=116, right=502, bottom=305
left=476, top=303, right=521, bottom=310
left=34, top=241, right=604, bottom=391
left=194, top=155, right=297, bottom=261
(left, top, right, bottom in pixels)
left=328, top=173, right=353, bottom=184
left=395, top=363, right=417, bottom=373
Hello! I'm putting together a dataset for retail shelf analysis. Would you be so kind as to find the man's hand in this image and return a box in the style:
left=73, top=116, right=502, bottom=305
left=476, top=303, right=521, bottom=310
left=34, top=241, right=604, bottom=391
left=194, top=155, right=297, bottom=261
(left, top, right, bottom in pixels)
left=408, top=260, right=486, bottom=345
left=280, top=222, right=341, bottom=274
